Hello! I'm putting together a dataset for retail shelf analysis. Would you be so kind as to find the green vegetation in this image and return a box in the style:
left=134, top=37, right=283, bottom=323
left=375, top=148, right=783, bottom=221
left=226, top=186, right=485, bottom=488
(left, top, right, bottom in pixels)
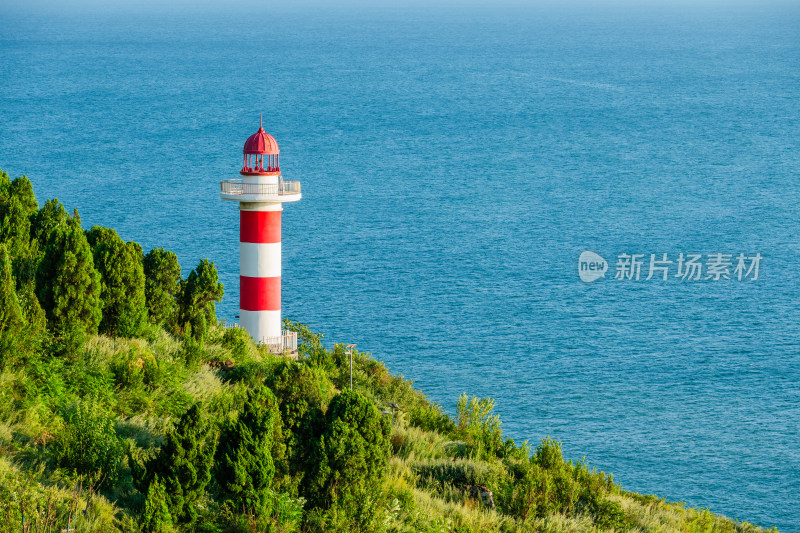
left=0, top=170, right=779, bottom=532
left=86, top=226, right=147, bottom=338
left=216, top=385, right=283, bottom=514
left=36, top=211, right=102, bottom=351
left=143, top=247, right=181, bottom=327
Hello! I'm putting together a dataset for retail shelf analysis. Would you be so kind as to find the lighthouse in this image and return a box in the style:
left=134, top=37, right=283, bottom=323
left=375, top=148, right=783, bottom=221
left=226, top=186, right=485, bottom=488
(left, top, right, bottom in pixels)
left=220, top=119, right=301, bottom=351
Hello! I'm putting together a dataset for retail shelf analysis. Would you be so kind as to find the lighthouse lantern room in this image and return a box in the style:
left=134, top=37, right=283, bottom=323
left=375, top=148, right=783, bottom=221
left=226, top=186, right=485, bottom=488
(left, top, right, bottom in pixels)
left=220, top=118, right=301, bottom=353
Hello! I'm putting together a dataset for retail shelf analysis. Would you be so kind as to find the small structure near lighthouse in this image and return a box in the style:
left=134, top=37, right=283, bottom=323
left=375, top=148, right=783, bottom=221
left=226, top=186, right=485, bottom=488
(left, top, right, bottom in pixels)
left=220, top=118, right=301, bottom=353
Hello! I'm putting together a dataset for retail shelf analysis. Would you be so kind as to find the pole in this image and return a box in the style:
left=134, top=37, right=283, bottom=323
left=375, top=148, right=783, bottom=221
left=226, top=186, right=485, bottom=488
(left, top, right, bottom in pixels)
left=345, top=344, right=356, bottom=390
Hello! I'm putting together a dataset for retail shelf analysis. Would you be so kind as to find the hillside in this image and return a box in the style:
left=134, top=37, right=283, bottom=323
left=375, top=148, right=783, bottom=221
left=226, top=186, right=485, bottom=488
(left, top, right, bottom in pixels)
left=0, top=170, right=776, bottom=532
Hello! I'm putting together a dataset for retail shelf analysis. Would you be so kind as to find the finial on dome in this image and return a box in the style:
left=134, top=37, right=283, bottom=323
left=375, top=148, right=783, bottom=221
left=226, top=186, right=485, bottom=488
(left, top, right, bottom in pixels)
left=242, top=120, right=279, bottom=156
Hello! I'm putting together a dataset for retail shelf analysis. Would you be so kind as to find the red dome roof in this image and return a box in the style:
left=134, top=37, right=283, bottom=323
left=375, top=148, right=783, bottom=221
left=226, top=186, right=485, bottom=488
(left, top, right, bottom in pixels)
left=243, top=126, right=279, bottom=155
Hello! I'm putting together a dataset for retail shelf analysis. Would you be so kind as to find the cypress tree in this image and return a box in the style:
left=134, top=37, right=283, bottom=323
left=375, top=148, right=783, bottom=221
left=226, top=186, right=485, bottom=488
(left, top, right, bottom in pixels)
left=30, top=198, right=68, bottom=249
left=1, top=197, right=31, bottom=256
left=265, top=361, right=332, bottom=486
left=303, top=389, right=391, bottom=528
left=0, top=170, right=10, bottom=220
left=35, top=213, right=101, bottom=348
left=177, top=259, right=223, bottom=340
left=8, top=175, right=38, bottom=217
left=86, top=226, right=146, bottom=337
left=0, top=245, right=24, bottom=364
left=143, top=247, right=181, bottom=326
left=217, top=385, right=285, bottom=511
left=17, top=282, right=46, bottom=336
left=142, top=475, right=175, bottom=533
left=0, top=247, right=45, bottom=367
left=1, top=196, right=38, bottom=286
left=134, top=404, right=215, bottom=525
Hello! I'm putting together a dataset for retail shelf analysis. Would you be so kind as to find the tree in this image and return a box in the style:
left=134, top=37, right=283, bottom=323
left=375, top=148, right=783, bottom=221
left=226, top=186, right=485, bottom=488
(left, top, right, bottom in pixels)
left=303, top=389, right=390, bottom=530
left=143, top=247, right=181, bottom=326
left=0, top=170, right=10, bottom=220
left=0, top=245, right=22, bottom=333
left=177, top=259, right=223, bottom=340
left=0, top=245, right=24, bottom=365
left=30, top=198, right=68, bottom=247
left=1, top=197, right=31, bottom=256
left=265, top=360, right=333, bottom=488
left=35, top=213, right=101, bottom=349
left=1, top=196, right=38, bottom=286
left=15, top=281, right=47, bottom=358
left=217, top=385, right=285, bottom=511
left=86, top=226, right=147, bottom=337
left=0, top=243, right=44, bottom=368
left=141, top=476, right=175, bottom=533
left=133, top=404, right=215, bottom=525
left=8, top=175, right=38, bottom=218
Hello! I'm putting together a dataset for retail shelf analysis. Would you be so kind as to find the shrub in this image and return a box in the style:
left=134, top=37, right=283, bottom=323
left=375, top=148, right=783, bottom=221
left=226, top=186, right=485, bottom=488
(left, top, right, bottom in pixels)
left=533, top=436, right=563, bottom=470
left=586, top=491, right=628, bottom=530
left=51, top=401, right=123, bottom=488
left=110, top=347, right=147, bottom=390
left=412, top=458, right=500, bottom=491
left=455, top=393, right=503, bottom=459
left=221, top=325, right=255, bottom=361
left=408, top=403, right=457, bottom=436
left=499, top=437, right=628, bottom=529
left=282, top=319, right=326, bottom=364
left=180, top=333, right=206, bottom=371
left=217, top=490, right=305, bottom=533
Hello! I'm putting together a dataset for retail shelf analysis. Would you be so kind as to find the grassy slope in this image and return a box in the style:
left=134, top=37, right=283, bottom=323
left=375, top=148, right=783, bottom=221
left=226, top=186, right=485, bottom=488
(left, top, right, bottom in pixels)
left=0, top=322, right=776, bottom=533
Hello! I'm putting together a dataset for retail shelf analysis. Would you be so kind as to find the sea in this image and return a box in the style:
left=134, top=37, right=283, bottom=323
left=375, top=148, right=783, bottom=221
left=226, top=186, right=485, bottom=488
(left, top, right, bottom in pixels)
left=0, top=2, right=798, bottom=530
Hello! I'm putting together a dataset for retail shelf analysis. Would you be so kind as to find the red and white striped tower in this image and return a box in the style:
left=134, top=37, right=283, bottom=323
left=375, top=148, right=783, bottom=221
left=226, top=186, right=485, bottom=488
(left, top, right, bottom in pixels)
left=220, top=118, right=301, bottom=347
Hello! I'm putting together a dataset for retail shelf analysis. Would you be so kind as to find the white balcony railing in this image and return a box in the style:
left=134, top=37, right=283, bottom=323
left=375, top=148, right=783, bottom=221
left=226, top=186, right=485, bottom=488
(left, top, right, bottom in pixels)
left=262, top=331, right=298, bottom=354
left=222, top=324, right=298, bottom=355
left=220, top=179, right=301, bottom=197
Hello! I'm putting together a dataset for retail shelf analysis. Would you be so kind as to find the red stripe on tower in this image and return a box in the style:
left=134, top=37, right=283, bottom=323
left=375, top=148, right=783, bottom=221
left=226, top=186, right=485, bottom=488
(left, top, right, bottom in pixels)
left=240, top=275, right=281, bottom=311
left=240, top=210, right=281, bottom=243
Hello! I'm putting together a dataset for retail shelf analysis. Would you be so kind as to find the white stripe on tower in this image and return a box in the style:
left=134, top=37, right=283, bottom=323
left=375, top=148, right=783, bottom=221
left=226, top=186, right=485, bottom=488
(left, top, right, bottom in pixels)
left=239, top=203, right=282, bottom=343
left=239, top=242, right=281, bottom=277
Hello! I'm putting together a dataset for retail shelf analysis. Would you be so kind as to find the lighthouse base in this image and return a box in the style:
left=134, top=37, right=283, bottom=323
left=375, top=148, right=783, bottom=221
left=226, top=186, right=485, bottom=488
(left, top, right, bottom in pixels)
left=237, top=311, right=297, bottom=355
left=239, top=310, right=282, bottom=343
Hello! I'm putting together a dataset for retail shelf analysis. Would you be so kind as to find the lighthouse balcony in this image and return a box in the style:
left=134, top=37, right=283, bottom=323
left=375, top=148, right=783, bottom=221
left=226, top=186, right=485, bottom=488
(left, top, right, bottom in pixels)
left=220, top=179, right=301, bottom=203
left=263, top=331, right=299, bottom=357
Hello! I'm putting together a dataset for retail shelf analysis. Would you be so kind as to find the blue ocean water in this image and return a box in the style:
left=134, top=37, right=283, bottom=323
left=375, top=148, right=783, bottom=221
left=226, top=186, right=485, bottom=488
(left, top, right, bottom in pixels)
left=1, top=3, right=799, bottom=529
